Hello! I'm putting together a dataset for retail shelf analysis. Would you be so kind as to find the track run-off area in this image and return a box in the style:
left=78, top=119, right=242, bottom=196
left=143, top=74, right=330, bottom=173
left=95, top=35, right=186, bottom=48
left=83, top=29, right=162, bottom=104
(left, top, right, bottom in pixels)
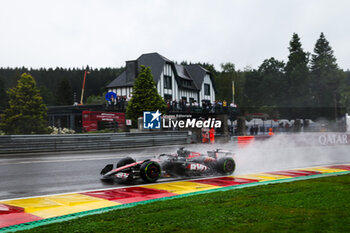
left=1, top=134, right=349, bottom=231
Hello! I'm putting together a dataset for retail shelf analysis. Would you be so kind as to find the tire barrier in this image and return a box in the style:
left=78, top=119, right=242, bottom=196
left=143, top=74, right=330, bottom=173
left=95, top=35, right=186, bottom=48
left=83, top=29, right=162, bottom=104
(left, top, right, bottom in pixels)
left=1, top=164, right=349, bottom=231
left=0, top=131, right=191, bottom=154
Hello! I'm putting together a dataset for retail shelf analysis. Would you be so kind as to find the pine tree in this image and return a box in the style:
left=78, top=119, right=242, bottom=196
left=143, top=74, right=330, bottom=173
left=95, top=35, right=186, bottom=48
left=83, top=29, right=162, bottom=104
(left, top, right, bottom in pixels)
left=284, top=33, right=312, bottom=119
left=56, top=78, right=73, bottom=105
left=285, top=34, right=308, bottom=76
left=0, top=73, right=48, bottom=134
left=0, top=78, right=7, bottom=110
left=310, top=33, right=343, bottom=109
left=39, top=86, right=56, bottom=106
left=285, top=33, right=310, bottom=107
left=126, top=66, right=167, bottom=122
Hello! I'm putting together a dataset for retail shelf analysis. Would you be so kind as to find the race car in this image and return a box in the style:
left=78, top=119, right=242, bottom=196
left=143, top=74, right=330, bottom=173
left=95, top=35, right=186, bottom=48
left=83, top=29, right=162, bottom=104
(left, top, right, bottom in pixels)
left=100, top=148, right=235, bottom=183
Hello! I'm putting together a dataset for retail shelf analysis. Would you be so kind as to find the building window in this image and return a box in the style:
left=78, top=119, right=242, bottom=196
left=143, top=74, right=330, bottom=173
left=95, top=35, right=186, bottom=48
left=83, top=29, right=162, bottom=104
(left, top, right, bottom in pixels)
left=204, top=84, right=210, bottom=96
left=164, top=75, right=172, bottom=89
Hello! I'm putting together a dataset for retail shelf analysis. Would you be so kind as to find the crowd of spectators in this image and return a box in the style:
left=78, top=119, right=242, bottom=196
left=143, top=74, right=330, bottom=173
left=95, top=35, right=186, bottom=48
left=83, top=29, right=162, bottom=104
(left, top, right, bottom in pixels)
left=107, top=96, right=238, bottom=114
left=107, top=96, right=129, bottom=110
left=165, top=99, right=237, bottom=114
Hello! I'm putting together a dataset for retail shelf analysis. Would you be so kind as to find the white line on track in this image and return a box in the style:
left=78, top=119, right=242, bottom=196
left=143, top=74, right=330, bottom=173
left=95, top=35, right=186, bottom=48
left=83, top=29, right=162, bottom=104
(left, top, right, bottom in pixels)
left=0, top=154, right=157, bottom=165
left=0, top=144, right=181, bottom=158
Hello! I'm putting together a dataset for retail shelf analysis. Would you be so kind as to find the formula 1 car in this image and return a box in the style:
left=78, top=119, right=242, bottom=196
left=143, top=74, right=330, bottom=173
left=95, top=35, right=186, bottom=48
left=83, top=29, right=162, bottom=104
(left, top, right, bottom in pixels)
left=100, top=148, right=235, bottom=183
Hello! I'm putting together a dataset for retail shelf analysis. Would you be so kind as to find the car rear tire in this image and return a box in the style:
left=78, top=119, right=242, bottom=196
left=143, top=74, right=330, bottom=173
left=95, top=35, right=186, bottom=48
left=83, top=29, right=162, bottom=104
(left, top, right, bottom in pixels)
left=117, top=157, right=136, bottom=168
left=216, top=157, right=235, bottom=174
left=140, top=161, right=161, bottom=183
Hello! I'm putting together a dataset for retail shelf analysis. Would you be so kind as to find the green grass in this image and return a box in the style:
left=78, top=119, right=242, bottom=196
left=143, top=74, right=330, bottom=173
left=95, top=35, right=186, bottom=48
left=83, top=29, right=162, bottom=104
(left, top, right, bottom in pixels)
left=19, top=174, right=350, bottom=233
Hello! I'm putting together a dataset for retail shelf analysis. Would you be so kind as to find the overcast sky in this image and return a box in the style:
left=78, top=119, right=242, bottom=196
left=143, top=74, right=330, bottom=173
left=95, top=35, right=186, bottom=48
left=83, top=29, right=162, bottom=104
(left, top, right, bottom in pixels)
left=0, top=0, right=349, bottom=71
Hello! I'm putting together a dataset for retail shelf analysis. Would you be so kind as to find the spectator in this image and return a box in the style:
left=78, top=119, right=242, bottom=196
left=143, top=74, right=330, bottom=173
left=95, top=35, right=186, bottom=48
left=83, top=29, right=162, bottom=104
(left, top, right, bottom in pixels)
left=109, top=95, right=116, bottom=110
left=173, top=100, right=178, bottom=111
left=186, top=101, right=190, bottom=112
left=218, top=100, right=223, bottom=113
left=223, top=100, right=227, bottom=112
left=250, top=127, right=254, bottom=135
left=211, top=101, right=216, bottom=113
left=254, top=125, right=259, bottom=135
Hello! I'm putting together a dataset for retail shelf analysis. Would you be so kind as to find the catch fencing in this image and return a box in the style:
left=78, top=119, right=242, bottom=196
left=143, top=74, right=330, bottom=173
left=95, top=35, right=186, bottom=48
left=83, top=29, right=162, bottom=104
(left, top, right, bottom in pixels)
left=0, top=131, right=191, bottom=154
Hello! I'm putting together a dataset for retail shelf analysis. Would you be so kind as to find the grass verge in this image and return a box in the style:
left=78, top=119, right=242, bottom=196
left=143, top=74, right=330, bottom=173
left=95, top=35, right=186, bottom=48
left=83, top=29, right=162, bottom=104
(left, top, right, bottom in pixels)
left=18, top=174, right=350, bottom=233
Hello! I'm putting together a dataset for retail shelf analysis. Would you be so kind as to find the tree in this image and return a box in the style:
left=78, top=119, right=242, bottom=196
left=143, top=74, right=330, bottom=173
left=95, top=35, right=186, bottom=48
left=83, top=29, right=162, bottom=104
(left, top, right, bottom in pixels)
left=199, top=62, right=218, bottom=76
left=258, top=57, right=286, bottom=107
left=214, top=63, right=237, bottom=103
left=340, top=71, right=350, bottom=112
left=126, top=66, right=167, bottom=122
left=284, top=33, right=312, bottom=119
left=0, top=66, right=125, bottom=107
left=86, top=93, right=105, bottom=104
left=56, top=78, right=73, bottom=105
left=285, top=33, right=310, bottom=107
left=0, top=73, right=48, bottom=134
left=340, top=86, right=350, bottom=112
left=310, top=33, right=344, bottom=112
left=221, top=62, right=236, bottom=73
left=39, top=86, right=55, bottom=106
left=241, top=69, right=261, bottom=108
left=0, top=77, right=7, bottom=110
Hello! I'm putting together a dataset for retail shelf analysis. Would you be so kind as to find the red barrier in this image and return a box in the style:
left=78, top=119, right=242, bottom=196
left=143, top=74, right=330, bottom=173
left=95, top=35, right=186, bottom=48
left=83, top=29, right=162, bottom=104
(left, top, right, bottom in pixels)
left=237, top=136, right=255, bottom=148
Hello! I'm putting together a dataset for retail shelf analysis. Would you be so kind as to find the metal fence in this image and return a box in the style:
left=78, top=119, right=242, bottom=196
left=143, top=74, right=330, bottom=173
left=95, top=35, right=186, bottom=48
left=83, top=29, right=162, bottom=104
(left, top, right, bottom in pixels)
left=0, top=131, right=191, bottom=154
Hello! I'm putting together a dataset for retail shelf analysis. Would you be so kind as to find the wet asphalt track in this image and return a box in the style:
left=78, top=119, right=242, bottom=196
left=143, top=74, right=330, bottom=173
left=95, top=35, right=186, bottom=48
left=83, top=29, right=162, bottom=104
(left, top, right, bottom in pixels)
left=0, top=144, right=349, bottom=200
left=0, top=145, right=184, bottom=200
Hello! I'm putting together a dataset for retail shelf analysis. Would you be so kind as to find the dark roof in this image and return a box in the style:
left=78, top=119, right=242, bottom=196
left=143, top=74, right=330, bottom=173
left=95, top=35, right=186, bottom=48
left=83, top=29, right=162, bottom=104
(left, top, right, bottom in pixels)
left=174, top=64, right=191, bottom=80
left=137, top=53, right=170, bottom=84
left=106, top=70, right=133, bottom=88
left=173, top=63, right=198, bottom=90
left=185, top=64, right=216, bottom=92
left=106, top=52, right=215, bottom=92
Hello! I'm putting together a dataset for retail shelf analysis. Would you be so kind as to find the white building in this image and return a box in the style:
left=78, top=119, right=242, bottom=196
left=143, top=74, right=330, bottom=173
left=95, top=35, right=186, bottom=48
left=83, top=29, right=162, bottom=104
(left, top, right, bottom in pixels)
left=106, top=53, right=216, bottom=105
